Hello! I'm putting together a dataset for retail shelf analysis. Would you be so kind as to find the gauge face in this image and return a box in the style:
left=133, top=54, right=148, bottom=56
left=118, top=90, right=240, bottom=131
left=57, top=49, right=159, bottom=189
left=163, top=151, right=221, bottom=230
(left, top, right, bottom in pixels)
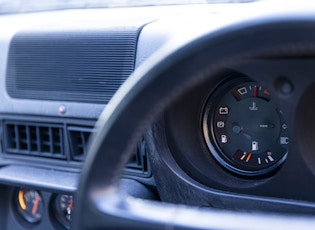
left=53, top=194, right=74, bottom=229
left=16, top=188, right=43, bottom=224
left=203, top=81, right=289, bottom=176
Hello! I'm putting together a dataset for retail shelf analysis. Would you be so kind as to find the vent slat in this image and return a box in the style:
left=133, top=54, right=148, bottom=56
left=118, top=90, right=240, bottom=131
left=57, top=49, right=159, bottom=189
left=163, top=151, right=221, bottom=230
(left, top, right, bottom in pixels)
left=26, top=125, right=30, bottom=151
left=36, top=126, right=40, bottom=152
left=14, top=125, right=19, bottom=150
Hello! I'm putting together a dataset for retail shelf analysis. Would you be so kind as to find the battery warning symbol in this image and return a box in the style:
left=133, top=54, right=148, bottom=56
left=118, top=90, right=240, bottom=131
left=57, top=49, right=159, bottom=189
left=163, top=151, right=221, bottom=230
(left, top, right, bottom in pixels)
left=219, top=107, right=229, bottom=115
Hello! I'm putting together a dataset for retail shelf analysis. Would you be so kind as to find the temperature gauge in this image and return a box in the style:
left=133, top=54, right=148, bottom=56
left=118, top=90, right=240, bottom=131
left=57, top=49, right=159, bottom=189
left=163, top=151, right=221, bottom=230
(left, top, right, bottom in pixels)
left=16, top=188, right=43, bottom=224
left=52, top=194, right=74, bottom=229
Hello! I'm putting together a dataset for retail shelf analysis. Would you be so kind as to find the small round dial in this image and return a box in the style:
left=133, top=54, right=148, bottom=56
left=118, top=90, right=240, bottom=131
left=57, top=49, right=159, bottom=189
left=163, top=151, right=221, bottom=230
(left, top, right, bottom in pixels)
left=203, top=81, right=288, bottom=176
left=16, top=188, right=43, bottom=224
left=52, top=194, right=74, bottom=229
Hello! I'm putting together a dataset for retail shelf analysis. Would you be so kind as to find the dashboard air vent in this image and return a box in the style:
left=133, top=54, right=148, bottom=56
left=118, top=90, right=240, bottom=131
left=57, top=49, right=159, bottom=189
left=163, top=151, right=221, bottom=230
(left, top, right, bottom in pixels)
left=4, top=121, right=64, bottom=159
left=125, top=140, right=150, bottom=177
left=67, top=126, right=150, bottom=177
left=2, top=119, right=150, bottom=177
left=68, top=126, right=94, bottom=161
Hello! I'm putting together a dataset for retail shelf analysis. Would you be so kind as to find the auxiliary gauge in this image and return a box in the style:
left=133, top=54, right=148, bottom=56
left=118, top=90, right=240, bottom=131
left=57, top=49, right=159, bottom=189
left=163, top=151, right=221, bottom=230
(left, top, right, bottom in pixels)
left=16, top=188, right=43, bottom=224
left=203, top=81, right=289, bottom=176
left=52, top=194, right=74, bottom=229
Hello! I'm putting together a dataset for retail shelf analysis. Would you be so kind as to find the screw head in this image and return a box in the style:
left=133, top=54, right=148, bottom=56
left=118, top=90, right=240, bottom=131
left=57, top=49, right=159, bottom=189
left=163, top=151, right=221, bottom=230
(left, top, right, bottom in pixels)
left=59, top=105, right=66, bottom=114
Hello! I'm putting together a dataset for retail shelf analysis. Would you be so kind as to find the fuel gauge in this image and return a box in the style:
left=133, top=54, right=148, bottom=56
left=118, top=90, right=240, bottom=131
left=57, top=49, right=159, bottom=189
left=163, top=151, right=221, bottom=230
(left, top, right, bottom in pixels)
left=52, top=194, right=74, bottom=229
left=16, top=188, right=43, bottom=224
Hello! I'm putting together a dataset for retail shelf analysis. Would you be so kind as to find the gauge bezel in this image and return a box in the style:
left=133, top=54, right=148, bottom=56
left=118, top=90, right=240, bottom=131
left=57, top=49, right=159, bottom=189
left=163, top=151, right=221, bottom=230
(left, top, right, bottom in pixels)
left=202, top=79, right=288, bottom=176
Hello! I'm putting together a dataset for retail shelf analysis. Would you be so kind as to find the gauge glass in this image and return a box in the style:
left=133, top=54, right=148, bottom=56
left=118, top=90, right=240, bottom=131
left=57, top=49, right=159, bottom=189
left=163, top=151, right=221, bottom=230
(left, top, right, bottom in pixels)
left=53, top=194, right=74, bottom=229
left=203, top=81, right=289, bottom=176
left=16, top=188, right=43, bottom=224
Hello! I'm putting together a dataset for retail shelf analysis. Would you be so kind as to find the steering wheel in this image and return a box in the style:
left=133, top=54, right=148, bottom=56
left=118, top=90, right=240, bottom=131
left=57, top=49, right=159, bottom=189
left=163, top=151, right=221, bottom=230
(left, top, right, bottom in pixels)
left=73, top=10, right=315, bottom=230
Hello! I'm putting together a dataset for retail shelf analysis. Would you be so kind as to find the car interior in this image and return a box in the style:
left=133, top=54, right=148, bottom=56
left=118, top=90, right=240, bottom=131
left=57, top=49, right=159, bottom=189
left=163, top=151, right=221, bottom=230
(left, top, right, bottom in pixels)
left=0, top=0, right=315, bottom=229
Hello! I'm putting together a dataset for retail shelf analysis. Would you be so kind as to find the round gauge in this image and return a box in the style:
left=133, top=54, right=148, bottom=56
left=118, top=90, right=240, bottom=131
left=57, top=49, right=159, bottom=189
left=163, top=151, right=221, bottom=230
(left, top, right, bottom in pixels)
left=52, top=194, right=74, bottom=229
left=203, top=81, right=289, bottom=176
left=16, top=188, right=43, bottom=224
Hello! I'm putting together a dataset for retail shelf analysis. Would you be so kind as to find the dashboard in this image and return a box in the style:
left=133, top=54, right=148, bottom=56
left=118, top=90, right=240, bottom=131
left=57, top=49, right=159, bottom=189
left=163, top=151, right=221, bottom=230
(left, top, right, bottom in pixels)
left=0, top=1, right=315, bottom=229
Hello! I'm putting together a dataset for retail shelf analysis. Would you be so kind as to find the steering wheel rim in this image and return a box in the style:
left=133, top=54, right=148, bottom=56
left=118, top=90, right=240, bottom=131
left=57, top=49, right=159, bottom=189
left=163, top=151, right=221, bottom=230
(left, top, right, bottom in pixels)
left=73, top=11, right=315, bottom=230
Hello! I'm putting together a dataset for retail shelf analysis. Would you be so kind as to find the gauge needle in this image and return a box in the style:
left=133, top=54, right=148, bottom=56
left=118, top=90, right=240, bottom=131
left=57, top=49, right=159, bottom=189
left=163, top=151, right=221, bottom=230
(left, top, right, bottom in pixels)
left=232, top=124, right=252, bottom=139
left=69, top=196, right=73, bottom=211
left=246, top=153, right=252, bottom=162
left=32, top=196, right=40, bottom=215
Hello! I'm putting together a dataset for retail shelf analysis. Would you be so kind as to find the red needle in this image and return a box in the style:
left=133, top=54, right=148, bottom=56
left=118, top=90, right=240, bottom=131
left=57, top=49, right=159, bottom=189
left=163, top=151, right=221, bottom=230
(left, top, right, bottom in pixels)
left=69, top=196, right=73, bottom=210
left=32, top=196, right=40, bottom=215
left=254, top=86, right=258, bottom=97
left=246, top=153, right=252, bottom=162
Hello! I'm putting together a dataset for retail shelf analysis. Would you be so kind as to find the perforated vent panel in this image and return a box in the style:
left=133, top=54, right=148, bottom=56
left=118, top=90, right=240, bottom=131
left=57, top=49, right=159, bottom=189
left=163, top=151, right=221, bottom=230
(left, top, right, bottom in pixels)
left=6, top=28, right=141, bottom=104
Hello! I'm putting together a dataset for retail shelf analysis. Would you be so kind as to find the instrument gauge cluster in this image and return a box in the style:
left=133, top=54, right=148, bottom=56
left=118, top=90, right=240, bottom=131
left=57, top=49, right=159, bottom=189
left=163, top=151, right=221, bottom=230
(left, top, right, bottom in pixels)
left=14, top=188, right=74, bottom=229
left=203, top=81, right=289, bottom=176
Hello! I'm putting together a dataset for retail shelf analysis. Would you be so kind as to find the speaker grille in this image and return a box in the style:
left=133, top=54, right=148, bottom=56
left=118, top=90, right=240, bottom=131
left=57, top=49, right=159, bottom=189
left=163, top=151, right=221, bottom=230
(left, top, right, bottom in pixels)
left=6, top=28, right=140, bottom=104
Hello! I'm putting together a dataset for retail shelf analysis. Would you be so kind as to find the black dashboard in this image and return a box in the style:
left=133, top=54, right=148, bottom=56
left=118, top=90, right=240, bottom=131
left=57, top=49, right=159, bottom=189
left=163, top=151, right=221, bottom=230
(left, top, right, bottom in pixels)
left=1, top=1, right=315, bottom=229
